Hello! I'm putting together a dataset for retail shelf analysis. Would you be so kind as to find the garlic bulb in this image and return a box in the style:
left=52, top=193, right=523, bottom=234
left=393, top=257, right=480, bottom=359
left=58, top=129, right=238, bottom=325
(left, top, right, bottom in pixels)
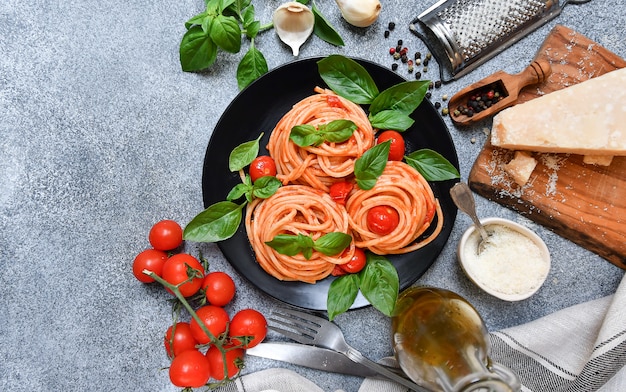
left=272, top=2, right=315, bottom=56
left=335, top=0, right=382, bottom=28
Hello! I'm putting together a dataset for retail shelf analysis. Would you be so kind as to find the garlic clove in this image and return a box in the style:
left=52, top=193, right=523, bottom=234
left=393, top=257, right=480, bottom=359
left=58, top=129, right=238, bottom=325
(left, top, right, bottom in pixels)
left=335, top=0, right=382, bottom=28
left=272, top=2, right=315, bottom=56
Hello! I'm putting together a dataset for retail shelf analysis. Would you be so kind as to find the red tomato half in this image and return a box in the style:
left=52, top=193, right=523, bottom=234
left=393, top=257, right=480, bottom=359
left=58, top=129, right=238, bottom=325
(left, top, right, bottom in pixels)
left=149, top=219, right=183, bottom=251
left=329, top=181, right=353, bottom=206
left=377, top=130, right=405, bottom=161
left=169, top=349, right=211, bottom=388
left=202, top=271, right=236, bottom=307
left=341, top=247, right=367, bottom=274
left=228, top=309, right=267, bottom=348
left=367, top=206, right=400, bottom=235
left=164, top=322, right=198, bottom=358
left=161, top=254, right=205, bottom=297
left=189, top=305, right=230, bottom=344
left=132, top=249, right=168, bottom=283
left=249, top=155, right=277, bottom=182
left=206, top=345, right=245, bottom=380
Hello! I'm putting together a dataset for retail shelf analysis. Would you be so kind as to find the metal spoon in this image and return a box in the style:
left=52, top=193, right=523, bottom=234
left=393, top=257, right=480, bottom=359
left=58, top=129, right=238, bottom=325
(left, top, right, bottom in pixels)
left=450, top=182, right=491, bottom=254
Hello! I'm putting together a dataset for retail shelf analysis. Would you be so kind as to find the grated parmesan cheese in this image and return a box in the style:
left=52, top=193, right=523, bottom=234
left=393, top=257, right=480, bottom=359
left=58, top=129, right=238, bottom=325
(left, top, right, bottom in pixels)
left=461, top=223, right=549, bottom=298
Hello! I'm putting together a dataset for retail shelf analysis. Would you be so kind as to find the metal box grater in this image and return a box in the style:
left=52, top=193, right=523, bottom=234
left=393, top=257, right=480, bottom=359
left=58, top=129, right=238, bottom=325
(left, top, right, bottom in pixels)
left=410, top=0, right=591, bottom=82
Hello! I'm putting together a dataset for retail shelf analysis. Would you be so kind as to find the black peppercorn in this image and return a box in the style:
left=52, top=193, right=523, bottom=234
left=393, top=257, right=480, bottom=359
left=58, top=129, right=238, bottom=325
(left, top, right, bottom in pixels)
left=425, top=92, right=432, bottom=99
left=397, top=39, right=403, bottom=46
left=434, top=101, right=441, bottom=109
left=388, top=22, right=396, bottom=31
left=415, top=71, right=422, bottom=79
left=384, top=30, right=390, bottom=38
left=391, top=63, right=398, bottom=71
left=434, top=80, right=442, bottom=88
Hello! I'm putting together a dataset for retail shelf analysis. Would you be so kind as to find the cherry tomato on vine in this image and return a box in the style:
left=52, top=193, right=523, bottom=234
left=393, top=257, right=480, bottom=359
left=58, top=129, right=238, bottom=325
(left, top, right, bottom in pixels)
left=229, top=308, right=267, bottom=348
left=189, top=305, right=230, bottom=344
left=169, top=349, right=211, bottom=388
left=161, top=253, right=204, bottom=297
left=367, top=206, right=400, bottom=235
left=202, top=271, right=236, bottom=307
left=164, top=322, right=198, bottom=358
left=341, top=247, right=367, bottom=274
left=149, top=219, right=183, bottom=251
left=377, top=130, right=405, bottom=161
left=206, top=344, right=245, bottom=380
left=249, top=155, right=277, bottom=182
left=132, top=249, right=168, bottom=283
left=329, top=181, right=353, bottom=206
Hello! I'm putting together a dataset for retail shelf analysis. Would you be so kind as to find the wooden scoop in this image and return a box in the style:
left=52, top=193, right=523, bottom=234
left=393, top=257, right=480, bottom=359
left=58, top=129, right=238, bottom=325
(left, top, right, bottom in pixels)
left=448, top=59, right=552, bottom=126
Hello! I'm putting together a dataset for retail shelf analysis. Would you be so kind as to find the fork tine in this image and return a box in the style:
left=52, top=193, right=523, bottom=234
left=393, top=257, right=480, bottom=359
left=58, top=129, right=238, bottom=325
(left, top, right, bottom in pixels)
left=267, top=325, right=315, bottom=344
left=272, top=307, right=326, bottom=324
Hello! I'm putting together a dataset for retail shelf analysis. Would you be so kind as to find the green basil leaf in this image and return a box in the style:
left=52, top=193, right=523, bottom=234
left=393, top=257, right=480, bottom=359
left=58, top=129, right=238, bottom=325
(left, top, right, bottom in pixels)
left=229, top=133, right=262, bottom=171
left=252, top=176, right=282, bottom=199
left=241, top=4, right=255, bottom=26
left=227, top=182, right=251, bottom=201
left=359, top=254, right=398, bottom=317
left=289, top=124, right=319, bottom=146
left=327, top=274, right=360, bottom=321
left=317, top=55, right=379, bottom=105
left=265, top=233, right=314, bottom=257
left=368, top=110, right=415, bottom=132
left=354, top=140, right=390, bottom=190
left=185, top=11, right=208, bottom=29
left=296, top=0, right=310, bottom=4
left=405, top=149, right=460, bottom=181
left=236, top=43, right=268, bottom=90
left=184, top=201, right=244, bottom=242
left=312, top=3, right=345, bottom=47
left=313, top=232, right=352, bottom=256
left=244, top=20, right=260, bottom=39
left=179, top=26, right=218, bottom=72
left=369, top=80, right=430, bottom=116
left=218, top=0, right=236, bottom=12
left=323, top=120, right=357, bottom=143
left=210, top=14, right=241, bottom=53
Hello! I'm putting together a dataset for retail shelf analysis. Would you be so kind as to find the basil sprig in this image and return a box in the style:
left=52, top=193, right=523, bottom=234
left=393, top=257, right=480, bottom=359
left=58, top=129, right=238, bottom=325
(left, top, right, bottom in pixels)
left=180, top=0, right=344, bottom=90
left=327, top=252, right=399, bottom=321
left=290, top=119, right=357, bottom=147
left=184, top=135, right=281, bottom=242
left=265, top=232, right=352, bottom=260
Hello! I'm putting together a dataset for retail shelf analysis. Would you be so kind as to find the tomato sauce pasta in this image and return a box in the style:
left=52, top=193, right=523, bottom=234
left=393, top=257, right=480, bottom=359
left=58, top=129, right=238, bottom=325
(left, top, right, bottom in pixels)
left=245, top=185, right=354, bottom=284
left=267, top=87, right=375, bottom=192
left=346, top=161, right=443, bottom=255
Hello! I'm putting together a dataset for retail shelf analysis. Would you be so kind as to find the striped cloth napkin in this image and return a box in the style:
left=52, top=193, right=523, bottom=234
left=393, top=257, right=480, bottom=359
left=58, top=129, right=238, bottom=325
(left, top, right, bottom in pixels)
left=219, top=273, right=626, bottom=392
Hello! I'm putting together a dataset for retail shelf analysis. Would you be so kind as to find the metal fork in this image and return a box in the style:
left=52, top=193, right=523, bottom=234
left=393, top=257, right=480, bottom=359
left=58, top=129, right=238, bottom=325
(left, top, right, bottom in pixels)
left=269, top=307, right=427, bottom=391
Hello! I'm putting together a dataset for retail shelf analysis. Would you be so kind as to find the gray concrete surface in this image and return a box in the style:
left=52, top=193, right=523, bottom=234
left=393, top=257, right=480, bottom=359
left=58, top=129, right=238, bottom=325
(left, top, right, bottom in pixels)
left=1, top=0, right=624, bottom=391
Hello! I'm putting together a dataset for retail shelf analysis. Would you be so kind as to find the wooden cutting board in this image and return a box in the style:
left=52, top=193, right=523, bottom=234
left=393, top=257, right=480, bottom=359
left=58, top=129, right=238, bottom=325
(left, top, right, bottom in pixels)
left=468, top=25, right=626, bottom=268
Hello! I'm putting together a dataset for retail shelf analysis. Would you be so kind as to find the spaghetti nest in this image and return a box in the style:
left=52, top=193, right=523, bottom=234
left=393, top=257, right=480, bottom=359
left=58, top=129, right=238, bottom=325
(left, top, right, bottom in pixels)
left=245, top=185, right=354, bottom=284
left=346, top=161, right=443, bottom=255
left=267, top=87, right=375, bottom=192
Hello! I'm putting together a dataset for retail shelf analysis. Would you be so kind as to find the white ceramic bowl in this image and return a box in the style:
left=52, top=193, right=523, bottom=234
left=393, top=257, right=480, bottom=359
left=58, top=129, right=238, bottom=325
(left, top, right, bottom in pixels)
left=457, top=217, right=551, bottom=301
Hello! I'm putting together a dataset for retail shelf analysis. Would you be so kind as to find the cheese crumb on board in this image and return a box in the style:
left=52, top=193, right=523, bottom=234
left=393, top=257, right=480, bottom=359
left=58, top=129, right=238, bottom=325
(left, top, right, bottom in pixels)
left=583, top=155, right=614, bottom=166
left=491, top=67, right=626, bottom=156
left=503, top=151, right=537, bottom=186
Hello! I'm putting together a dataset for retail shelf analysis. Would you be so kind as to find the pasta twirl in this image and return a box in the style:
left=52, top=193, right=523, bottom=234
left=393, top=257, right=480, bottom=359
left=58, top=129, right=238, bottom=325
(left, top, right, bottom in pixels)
left=245, top=185, right=354, bottom=284
left=346, top=161, right=443, bottom=254
left=267, top=88, right=375, bottom=192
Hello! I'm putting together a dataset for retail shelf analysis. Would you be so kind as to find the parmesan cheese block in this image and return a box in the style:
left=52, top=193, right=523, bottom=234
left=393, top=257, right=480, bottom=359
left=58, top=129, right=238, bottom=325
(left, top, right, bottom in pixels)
left=491, top=67, right=626, bottom=155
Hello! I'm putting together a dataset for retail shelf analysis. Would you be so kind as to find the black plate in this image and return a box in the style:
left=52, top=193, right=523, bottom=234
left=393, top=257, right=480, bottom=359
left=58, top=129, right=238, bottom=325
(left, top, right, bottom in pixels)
left=202, top=57, right=459, bottom=311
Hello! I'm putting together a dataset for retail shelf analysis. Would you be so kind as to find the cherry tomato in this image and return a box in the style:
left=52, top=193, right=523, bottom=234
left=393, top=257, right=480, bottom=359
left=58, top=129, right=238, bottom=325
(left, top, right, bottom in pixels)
left=161, top=253, right=204, bottom=297
left=341, top=247, right=367, bottom=274
left=206, top=344, right=245, bottom=380
left=202, top=271, right=236, bottom=307
left=132, top=249, right=168, bottom=283
left=329, top=181, right=353, bottom=206
left=169, top=349, right=211, bottom=388
left=189, top=305, right=230, bottom=344
left=331, top=265, right=347, bottom=277
left=249, top=155, right=277, bottom=182
left=229, top=308, right=267, bottom=348
left=149, top=219, right=183, bottom=251
left=377, top=130, right=405, bottom=161
left=367, top=205, right=400, bottom=235
left=164, top=322, right=198, bottom=358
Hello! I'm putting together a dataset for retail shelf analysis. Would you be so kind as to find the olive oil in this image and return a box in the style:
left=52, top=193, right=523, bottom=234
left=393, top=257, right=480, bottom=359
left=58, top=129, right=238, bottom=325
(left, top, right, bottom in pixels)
left=391, top=287, right=517, bottom=392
